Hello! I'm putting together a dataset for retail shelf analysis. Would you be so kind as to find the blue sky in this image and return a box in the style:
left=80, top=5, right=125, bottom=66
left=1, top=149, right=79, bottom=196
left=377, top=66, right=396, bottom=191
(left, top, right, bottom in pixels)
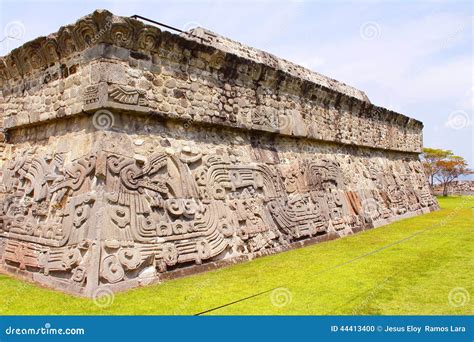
left=1, top=0, right=472, bottom=171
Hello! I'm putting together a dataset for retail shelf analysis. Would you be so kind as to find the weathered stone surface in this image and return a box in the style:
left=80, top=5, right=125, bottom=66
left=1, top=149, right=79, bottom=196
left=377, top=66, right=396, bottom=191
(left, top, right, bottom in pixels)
left=0, top=10, right=438, bottom=297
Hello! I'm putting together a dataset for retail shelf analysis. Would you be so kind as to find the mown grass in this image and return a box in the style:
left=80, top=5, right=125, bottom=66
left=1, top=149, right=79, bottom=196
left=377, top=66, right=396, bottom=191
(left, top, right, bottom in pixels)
left=0, top=196, right=472, bottom=315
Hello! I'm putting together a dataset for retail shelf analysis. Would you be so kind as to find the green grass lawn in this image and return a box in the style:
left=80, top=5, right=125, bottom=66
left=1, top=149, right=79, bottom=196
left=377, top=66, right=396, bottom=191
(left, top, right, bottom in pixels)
left=1, top=196, right=472, bottom=315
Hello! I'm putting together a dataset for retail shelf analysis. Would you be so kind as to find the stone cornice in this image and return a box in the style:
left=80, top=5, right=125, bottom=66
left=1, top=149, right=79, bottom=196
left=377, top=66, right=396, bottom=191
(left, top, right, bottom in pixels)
left=0, top=10, right=162, bottom=83
left=0, top=10, right=423, bottom=132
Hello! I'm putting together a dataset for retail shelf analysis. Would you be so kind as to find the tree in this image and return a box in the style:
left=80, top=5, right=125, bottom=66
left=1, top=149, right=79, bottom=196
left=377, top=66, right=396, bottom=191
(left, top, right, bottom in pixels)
left=435, top=156, right=472, bottom=196
left=421, top=148, right=472, bottom=196
left=421, top=148, right=453, bottom=188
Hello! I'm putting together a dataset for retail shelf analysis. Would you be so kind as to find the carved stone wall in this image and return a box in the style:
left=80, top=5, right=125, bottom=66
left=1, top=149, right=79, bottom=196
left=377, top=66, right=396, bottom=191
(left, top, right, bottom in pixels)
left=0, top=10, right=438, bottom=296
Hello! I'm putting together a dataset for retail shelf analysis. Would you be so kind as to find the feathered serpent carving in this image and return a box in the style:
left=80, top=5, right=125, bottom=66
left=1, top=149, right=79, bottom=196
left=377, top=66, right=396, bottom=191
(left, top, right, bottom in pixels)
left=109, top=85, right=148, bottom=106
